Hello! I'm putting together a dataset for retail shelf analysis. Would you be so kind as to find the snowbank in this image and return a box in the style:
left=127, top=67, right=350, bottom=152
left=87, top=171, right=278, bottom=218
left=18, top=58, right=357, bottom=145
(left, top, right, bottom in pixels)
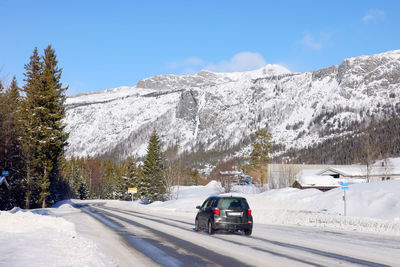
left=105, top=180, right=400, bottom=236
left=0, top=206, right=112, bottom=266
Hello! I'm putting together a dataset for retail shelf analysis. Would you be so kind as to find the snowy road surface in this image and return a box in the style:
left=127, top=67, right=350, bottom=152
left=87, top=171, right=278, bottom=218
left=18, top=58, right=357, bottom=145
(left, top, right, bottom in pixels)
left=64, top=201, right=400, bottom=267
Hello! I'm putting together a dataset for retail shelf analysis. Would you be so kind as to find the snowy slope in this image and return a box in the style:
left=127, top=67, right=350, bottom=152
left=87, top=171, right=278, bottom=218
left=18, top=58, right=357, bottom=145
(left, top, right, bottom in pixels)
left=64, top=50, right=400, bottom=159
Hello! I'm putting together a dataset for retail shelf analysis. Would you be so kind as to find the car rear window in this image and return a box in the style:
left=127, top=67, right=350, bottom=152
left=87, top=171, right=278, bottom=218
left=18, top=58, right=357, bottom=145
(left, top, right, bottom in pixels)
left=218, top=198, right=248, bottom=210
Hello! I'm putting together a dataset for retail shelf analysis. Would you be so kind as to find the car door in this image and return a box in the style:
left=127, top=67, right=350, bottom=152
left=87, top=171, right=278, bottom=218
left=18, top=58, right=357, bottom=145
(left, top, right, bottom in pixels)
left=203, top=198, right=216, bottom=226
left=198, top=198, right=211, bottom=228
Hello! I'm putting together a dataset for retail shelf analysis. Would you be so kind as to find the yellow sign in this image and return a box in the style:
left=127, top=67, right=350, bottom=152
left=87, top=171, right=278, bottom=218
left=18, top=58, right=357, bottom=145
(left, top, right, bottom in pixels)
left=128, top=188, right=137, bottom=193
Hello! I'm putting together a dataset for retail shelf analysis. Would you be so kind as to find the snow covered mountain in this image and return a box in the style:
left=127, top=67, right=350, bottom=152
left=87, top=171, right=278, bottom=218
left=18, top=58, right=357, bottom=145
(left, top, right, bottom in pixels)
left=64, top=50, right=400, bottom=160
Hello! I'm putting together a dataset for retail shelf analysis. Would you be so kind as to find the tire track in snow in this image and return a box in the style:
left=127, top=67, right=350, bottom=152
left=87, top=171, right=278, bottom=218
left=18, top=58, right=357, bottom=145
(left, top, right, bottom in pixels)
left=98, top=205, right=391, bottom=267
left=95, top=205, right=326, bottom=266
left=78, top=204, right=248, bottom=267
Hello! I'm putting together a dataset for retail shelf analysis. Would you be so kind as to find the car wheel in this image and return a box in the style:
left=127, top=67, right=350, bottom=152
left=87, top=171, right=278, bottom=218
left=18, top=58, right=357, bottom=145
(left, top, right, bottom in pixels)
left=208, top=220, right=215, bottom=235
left=195, top=218, right=200, bottom=232
left=244, top=228, right=252, bottom=236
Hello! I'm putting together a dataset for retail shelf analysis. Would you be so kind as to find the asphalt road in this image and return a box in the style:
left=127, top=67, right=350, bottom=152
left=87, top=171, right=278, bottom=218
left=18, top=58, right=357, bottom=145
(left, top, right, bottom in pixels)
left=72, top=202, right=400, bottom=267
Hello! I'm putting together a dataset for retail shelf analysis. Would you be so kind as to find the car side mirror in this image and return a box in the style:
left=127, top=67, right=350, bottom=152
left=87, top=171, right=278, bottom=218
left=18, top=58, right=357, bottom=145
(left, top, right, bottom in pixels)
left=196, top=205, right=201, bottom=209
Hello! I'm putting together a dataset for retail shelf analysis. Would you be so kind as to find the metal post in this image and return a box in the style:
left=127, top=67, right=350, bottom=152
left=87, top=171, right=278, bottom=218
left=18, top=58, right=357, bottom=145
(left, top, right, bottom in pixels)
left=343, top=189, right=347, bottom=216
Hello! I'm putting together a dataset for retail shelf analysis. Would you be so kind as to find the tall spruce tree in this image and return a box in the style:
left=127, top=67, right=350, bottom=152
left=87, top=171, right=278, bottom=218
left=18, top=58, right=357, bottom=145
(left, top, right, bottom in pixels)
left=140, top=130, right=166, bottom=202
left=0, top=81, right=5, bottom=167
left=21, top=46, right=69, bottom=208
left=21, top=47, right=42, bottom=208
left=0, top=77, right=24, bottom=209
left=243, top=128, right=274, bottom=185
left=119, top=157, right=139, bottom=200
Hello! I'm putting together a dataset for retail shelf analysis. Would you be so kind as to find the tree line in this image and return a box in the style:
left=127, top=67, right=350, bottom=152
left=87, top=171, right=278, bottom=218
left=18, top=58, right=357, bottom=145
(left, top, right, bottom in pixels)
left=280, top=115, right=400, bottom=165
left=62, top=130, right=207, bottom=202
left=0, top=46, right=68, bottom=209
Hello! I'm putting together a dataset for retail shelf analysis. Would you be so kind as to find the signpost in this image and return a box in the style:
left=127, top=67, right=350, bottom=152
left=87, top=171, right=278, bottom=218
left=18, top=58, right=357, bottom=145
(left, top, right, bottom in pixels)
left=341, top=183, right=349, bottom=216
left=128, top=188, right=137, bottom=201
left=2, top=171, right=9, bottom=176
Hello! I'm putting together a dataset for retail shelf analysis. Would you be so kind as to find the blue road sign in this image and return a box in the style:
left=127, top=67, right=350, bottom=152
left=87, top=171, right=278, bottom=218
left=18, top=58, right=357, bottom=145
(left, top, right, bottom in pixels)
left=2, top=171, right=9, bottom=176
left=341, top=183, right=349, bottom=189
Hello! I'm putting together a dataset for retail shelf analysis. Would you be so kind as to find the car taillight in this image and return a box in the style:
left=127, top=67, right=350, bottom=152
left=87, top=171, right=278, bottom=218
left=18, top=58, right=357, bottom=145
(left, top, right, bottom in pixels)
left=212, top=208, right=220, bottom=215
left=248, top=209, right=252, bottom=216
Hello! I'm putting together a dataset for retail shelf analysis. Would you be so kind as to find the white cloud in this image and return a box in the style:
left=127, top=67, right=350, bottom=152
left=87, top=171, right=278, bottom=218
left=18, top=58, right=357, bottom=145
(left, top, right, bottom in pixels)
left=300, top=33, right=322, bottom=51
left=362, top=8, right=385, bottom=23
left=205, top=52, right=267, bottom=72
left=167, top=52, right=268, bottom=74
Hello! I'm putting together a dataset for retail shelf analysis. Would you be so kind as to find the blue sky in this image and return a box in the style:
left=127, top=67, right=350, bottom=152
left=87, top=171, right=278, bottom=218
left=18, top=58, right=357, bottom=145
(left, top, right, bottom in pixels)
left=1, top=0, right=399, bottom=95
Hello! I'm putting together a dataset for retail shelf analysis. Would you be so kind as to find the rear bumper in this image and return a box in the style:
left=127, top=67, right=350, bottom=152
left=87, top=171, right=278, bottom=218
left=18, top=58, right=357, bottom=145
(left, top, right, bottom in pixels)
left=214, top=222, right=252, bottom=231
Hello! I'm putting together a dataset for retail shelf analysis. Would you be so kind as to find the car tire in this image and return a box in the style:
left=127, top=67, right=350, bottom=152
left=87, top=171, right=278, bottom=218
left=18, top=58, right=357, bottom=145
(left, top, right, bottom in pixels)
left=244, top=228, right=252, bottom=236
left=208, top=220, right=215, bottom=235
left=195, top=218, right=200, bottom=232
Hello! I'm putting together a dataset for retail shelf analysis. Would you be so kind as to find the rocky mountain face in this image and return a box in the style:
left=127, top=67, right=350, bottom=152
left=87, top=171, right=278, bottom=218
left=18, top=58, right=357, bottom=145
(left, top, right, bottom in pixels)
left=64, top=50, right=400, bottom=163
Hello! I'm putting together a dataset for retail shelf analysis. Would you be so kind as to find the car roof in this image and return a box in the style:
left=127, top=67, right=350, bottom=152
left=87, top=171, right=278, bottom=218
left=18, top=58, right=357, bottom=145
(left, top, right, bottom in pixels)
left=208, top=196, right=246, bottom=200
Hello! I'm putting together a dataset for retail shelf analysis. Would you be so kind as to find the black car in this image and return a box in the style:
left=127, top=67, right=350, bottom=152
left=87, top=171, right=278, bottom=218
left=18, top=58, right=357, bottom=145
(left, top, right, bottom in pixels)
left=195, top=196, right=253, bottom=236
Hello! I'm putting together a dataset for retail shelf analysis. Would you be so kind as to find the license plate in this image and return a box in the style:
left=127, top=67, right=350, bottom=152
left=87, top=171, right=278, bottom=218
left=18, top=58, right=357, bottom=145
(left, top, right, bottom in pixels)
left=227, top=212, right=242, bottom=216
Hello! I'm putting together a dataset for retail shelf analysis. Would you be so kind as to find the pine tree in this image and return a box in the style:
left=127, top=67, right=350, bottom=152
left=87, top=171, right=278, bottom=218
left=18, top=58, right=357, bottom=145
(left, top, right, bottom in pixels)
left=120, top=157, right=139, bottom=200
left=102, top=160, right=117, bottom=199
left=243, top=128, right=274, bottom=185
left=140, top=130, right=166, bottom=203
left=0, top=77, right=24, bottom=209
left=0, top=80, right=5, bottom=166
left=77, top=178, right=89, bottom=200
left=20, top=46, right=69, bottom=208
left=20, top=47, right=43, bottom=208
left=39, top=45, right=69, bottom=206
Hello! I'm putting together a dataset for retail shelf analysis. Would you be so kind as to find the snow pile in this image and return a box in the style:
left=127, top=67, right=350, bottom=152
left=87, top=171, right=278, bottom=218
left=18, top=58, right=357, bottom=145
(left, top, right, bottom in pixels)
left=243, top=181, right=400, bottom=235
left=107, top=180, right=400, bottom=235
left=0, top=207, right=112, bottom=266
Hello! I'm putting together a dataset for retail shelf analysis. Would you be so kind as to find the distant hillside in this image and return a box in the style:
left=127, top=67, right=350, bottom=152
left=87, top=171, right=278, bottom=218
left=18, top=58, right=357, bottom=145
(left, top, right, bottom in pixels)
left=280, top=116, right=400, bottom=165
left=64, top=50, right=400, bottom=168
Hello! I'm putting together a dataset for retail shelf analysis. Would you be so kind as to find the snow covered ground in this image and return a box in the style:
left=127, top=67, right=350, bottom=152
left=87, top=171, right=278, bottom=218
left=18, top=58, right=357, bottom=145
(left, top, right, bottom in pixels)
left=108, top=180, right=400, bottom=236
left=1, top=180, right=400, bottom=266
left=0, top=204, right=114, bottom=267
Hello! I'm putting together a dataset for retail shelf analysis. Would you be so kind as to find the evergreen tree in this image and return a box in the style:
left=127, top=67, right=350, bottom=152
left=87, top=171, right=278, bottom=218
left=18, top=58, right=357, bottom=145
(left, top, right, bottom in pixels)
left=243, top=128, right=274, bottom=185
left=140, top=130, right=166, bottom=202
left=20, top=47, right=43, bottom=208
left=77, top=178, right=89, bottom=200
left=0, top=77, right=24, bottom=209
left=20, top=46, right=69, bottom=208
left=63, top=156, right=82, bottom=197
left=0, top=80, right=5, bottom=165
left=102, top=159, right=117, bottom=199
left=39, top=45, right=69, bottom=206
left=119, top=157, right=139, bottom=200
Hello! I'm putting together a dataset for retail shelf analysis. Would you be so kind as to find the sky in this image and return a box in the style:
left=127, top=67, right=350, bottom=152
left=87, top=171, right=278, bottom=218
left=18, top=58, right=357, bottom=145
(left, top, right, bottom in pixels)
left=1, top=0, right=399, bottom=95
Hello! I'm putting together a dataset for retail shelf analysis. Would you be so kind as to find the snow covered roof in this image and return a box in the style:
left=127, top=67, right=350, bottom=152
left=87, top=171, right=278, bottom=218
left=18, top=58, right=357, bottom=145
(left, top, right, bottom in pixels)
left=318, top=161, right=400, bottom=177
left=296, top=175, right=340, bottom=188
left=318, top=167, right=364, bottom=177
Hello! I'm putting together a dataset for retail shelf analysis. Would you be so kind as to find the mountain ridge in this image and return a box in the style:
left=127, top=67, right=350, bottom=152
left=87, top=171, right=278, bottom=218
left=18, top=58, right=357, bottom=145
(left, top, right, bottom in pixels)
left=64, top=50, right=400, bottom=165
